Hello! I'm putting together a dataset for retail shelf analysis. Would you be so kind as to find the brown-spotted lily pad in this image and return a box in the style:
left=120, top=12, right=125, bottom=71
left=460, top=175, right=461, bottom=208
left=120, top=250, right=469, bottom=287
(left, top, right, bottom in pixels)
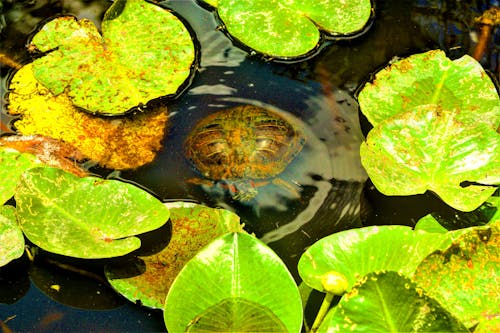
left=413, top=221, right=500, bottom=329
left=104, top=202, right=244, bottom=309
left=28, top=0, right=196, bottom=115
left=7, top=63, right=168, bottom=170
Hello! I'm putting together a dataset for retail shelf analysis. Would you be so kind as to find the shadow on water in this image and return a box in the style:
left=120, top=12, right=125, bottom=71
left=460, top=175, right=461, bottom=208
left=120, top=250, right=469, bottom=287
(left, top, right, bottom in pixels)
left=1, top=0, right=499, bottom=331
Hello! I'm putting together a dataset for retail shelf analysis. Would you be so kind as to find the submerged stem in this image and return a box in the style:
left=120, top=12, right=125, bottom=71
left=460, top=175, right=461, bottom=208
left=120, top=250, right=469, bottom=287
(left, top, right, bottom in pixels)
left=310, top=292, right=334, bottom=333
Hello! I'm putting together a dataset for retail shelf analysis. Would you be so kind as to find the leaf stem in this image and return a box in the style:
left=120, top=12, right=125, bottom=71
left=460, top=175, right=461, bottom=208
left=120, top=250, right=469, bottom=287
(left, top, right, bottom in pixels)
left=310, top=292, right=334, bottom=333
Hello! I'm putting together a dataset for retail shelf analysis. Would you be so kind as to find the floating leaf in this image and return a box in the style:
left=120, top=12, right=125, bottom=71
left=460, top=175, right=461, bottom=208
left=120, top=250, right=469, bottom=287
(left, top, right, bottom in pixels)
left=105, top=202, right=243, bottom=309
left=0, top=147, right=42, bottom=204
left=318, top=271, right=468, bottom=333
left=360, top=104, right=500, bottom=211
left=1, top=135, right=87, bottom=177
left=15, top=167, right=170, bottom=258
left=298, top=225, right=448, bottom=292
left=29, top=0, right=195, bottom=115
left=413, top=222, right=500, bottom=328
left=0, top=205, right=25, bottom=267
left=358, top=50, right=500, bottom=128
left=202, top=0, right=372, bottom=58
left=164, top=232, right=302, bottom=333
left=7, top=64, right=168, bottom=170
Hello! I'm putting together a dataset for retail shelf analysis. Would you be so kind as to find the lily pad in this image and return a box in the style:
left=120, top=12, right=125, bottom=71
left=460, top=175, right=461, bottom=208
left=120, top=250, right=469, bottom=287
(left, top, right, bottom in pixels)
left=413, top=221, right=500, bottom=328
left=15, top=167, right=170, bottom=258
left=164, top=232, right=302, bottom=333
left=297, top=225, right=449, bottom=293
left=29, top=0, right=196, bottom=115
left=105, top=202, right=243, bottom=309
left=0, top=205, right=25, bottom=267
left=8, top=64, right=169, bottom=170
left=0, top=147, right=42, bottom=205
left=360, top=104, right=500, bottom=211
left=318, top=271, right=468, bottom=333
left=358, top=50, right=500, bottom=128
left=202, top=0, right=372, bottom=58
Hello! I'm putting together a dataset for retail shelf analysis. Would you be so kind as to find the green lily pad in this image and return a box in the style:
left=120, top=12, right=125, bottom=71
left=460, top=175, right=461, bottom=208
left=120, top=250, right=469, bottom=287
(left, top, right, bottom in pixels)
left=0, top=205, right=25, bottom=267
left=164, top=232, right=302, bottom=333
left=318, top=271, right=469, bottom=333
left=105, top=202, right=243, bottom=309
left=202, top=0, right=372, bottom=58
left=29, top=0, right=195, bottom=115
left=413, top=221, right=500, bottom=328
left=0, top=147, right=42, bottom=205
left=358, top=50, right=500, bottom=128
left=15, top=167, right=170, bottom=258
left=297, top=225, right=449, bottom=293
left=361, top=104, right=500, bottom=211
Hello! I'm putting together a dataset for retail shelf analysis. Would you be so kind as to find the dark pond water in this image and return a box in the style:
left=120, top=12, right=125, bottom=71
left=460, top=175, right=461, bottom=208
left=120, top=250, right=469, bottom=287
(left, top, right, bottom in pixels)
left=1, top=0, right=499, bottom=331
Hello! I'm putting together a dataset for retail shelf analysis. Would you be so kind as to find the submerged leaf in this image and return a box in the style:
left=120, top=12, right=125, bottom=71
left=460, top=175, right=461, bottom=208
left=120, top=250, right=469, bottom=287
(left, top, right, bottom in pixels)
left=105, top=202, right=243, bottom=309
left=298, top=225, right=449, bottom=292
left=413, top=221, right=500, bottom=328
left=360, top=105, right=500, bottom=211
left=319, top=271, right=468, bottom=333
left=0, top=205, right=25, bottom=267
left=164, top=232, right=302, bottom=333
left=7, top=63, right=168, bottom=170
left=358, top=50, right=500, bottom=128
left=15, top=167, right=170, bottom=258
left=29, top=0, right=195, bottom=115
left=203, top=0, right=372, bottom=58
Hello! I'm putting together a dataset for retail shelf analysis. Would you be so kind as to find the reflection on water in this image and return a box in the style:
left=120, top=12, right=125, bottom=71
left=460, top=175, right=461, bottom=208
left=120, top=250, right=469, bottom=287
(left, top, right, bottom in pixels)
left=1, top=0, right=499, bottom=331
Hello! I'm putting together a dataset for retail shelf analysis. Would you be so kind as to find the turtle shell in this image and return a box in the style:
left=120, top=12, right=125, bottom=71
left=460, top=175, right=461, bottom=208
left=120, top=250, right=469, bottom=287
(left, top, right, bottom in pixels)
left=184, top=105, right=305, bottom=181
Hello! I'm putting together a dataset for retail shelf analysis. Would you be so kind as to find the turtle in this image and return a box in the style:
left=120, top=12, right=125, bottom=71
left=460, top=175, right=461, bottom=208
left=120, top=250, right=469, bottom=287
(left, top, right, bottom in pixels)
left=184, top=105, right=306, bottom=201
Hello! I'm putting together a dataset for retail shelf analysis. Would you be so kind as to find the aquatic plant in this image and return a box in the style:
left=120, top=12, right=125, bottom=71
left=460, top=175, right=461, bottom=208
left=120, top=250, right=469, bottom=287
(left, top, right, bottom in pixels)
left=358, top=50, right=500, bottom=211
left=201, top=0, right=373, bottom=58
left=27, top=0, right=196, bottom=115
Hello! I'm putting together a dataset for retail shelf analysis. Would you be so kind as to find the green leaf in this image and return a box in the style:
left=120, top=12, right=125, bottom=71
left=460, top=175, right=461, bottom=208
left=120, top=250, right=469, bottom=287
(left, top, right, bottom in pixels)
left=413, top=221, right=500, bottom=328
left=15, top=167, right=170, bottom=258
left=318, top=271, right=469, bottom=333
left=298, top=225, right=449, bottom=293
left=361, top=104, right=500, bottom=211
left=0, top=147, right=42, bottom=205
left=105, top=202, right=243, bottom=309
left=0, top=205, right=25, bottom=267
left=358, top=50, right=500, bottom=128
left=164, top=232, right=302, bottom=333
left=203, top=0, right=372, bottom=58
left=30, top=0, right=195, bottom=115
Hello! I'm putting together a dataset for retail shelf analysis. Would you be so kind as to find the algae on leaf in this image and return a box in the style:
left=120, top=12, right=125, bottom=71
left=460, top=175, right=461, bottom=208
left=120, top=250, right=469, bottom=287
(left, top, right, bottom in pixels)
left=15, top=167, right=170, bottom=258
left=202, top=0, right=372, bottom=58
left=28, top=0, right=195, bottom=115
left=413, top=221, right=500, bottom=329
left=8, top=64, right=168, bottom=170
left=105, top=202, right=244, bottom=309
